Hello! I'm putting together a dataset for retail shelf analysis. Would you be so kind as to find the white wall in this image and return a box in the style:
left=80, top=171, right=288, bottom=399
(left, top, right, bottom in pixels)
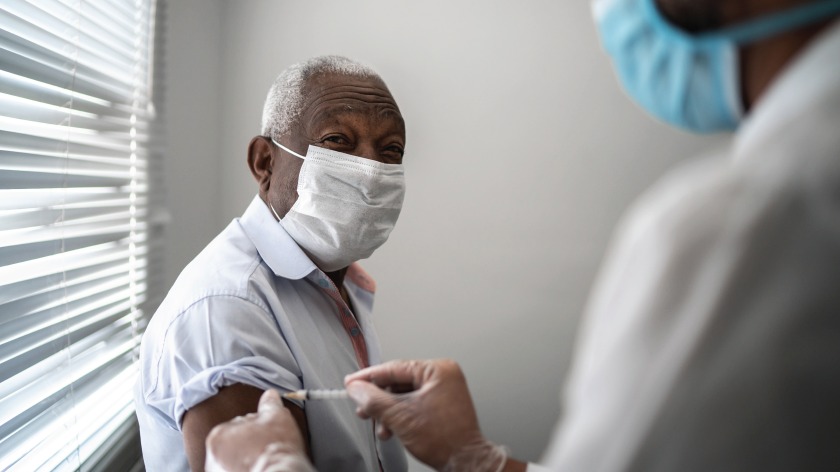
left=164, top=0, right=729, bottom=466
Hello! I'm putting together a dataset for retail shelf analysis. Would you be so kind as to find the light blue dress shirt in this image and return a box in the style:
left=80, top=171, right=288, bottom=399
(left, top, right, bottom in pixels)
left=134, top=195, right=406, bottom=472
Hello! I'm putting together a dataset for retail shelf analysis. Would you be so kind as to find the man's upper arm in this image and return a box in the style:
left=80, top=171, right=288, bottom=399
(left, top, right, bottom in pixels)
left=141, top=295, right=306, bottom=467
left=182, top=383, right=309, bottom=472
left=145, top=295, right=303, bottom=417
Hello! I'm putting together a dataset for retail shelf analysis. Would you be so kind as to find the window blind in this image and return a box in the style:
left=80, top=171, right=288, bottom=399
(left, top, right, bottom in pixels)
left=0, top=0, right=163, bottom=470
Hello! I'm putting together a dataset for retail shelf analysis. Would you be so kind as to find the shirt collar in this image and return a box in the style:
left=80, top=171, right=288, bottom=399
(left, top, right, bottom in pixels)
left=734, top=19, right=840, bottom=159
left=238, top=195, right=316, bottom=280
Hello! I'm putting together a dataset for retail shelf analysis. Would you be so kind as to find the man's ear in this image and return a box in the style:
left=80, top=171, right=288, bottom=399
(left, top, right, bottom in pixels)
left=247, top=136, right=275, bottom=194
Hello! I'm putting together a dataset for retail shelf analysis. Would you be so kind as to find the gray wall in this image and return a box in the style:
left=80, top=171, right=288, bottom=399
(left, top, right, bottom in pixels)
left=164, top=0, right=729, bottom=467
left=163, top=0, right=224, bottom=288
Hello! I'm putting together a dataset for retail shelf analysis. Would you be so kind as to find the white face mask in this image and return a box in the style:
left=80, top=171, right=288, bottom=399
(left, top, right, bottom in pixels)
left=270, top=139, right=405, bottom=272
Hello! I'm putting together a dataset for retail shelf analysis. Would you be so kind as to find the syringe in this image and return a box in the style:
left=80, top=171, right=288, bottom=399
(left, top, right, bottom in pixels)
left=283, top=389, right=348, bottom=401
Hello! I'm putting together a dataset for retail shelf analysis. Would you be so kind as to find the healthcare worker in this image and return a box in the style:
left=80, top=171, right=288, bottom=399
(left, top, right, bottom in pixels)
left=205, top=0, right=840, bottom=470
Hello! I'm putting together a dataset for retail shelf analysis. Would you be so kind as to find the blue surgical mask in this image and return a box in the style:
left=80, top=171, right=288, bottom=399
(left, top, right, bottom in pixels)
left=593, top=0, right=840, bottom=133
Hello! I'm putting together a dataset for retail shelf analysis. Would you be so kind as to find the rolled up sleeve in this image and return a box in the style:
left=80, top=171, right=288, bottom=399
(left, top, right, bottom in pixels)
left=144, top=295, right=304, bottom=430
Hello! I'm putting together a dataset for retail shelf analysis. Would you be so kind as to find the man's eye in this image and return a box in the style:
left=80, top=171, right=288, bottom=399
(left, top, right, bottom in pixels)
left=325, top=136, right=346, bottom=144
left=386, top=146, right=404, bottom=156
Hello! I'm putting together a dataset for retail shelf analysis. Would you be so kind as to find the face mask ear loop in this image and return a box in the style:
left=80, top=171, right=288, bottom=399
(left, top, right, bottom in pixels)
left=271, top=138, right=306, bottom=160
left=269, top=202, right=283, bottom=221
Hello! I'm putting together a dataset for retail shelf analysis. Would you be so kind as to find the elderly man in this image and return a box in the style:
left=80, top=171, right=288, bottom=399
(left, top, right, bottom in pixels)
left=134, top=55, right=408, bottom=472
left=206, top=0, right=840, bottom=471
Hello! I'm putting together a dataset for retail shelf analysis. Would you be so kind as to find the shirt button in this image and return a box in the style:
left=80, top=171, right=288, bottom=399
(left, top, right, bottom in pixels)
left=317, top=279, right=330, bottom=288
left=350, top=327, right=361, bottom=337
left=343, top=308, right=351, bottom=316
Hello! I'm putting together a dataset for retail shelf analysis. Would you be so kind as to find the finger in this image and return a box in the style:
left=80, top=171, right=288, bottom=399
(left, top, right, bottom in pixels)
left=258, top=389, right=285, bottom=413
left=376, top=422, right=393, bottom=441
left=204, top=447, right=226, bottom=472
left=355, top=406, right=371, bottom=420
left=345, top=360, right=426, bottom=388
left=346, top=380, right=398, bottom=420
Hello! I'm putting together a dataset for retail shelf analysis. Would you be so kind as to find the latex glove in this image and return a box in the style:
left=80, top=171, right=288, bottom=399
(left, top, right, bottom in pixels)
left=345, top=359, right=507, bottom=472
left=205, top=390, right=315, bottom=472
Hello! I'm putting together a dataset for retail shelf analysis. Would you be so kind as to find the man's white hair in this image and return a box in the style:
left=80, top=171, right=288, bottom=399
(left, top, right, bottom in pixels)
left=261, top=55, right=382, bottom=140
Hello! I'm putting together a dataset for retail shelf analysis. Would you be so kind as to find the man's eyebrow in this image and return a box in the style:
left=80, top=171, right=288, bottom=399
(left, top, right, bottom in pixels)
left=378, top=108, right=404, bottom=121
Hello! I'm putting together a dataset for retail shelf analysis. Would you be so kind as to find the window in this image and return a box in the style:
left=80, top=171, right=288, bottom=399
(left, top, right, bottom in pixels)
left=0, top=0, right=165, bottom=470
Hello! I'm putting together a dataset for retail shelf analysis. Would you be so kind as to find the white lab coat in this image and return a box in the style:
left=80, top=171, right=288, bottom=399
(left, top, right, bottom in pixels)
left=539, top=19, right=840, bottom=472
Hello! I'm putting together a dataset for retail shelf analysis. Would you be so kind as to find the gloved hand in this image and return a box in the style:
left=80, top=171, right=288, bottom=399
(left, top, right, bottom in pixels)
left=205, top=389, right=315, bottom=472
left=345, top=359, right=508, bottom=472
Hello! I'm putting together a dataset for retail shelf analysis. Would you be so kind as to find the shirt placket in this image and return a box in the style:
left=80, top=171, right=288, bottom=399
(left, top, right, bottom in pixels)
left=311, top=270, right=385, bottom=472
left=311, top=272, right=370, bottom=369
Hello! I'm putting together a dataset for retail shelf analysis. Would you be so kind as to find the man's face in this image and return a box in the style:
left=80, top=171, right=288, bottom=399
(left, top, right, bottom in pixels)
left=655, top=0, right=813, bottom=32
left=261, top=73, right=406, bottom=220
left=653, top=0, right=827, bottom=109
